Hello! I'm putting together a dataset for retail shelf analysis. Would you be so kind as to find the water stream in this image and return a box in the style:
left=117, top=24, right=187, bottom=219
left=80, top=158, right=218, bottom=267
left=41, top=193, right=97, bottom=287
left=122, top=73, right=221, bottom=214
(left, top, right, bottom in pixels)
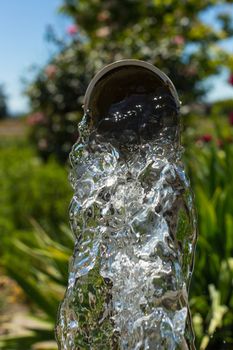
left=56, top=90, right=197, bottom=350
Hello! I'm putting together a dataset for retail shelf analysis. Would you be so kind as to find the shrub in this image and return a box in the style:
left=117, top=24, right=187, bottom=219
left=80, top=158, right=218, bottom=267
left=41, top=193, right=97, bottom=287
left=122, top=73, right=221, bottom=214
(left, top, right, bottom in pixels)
left=26, top=0, right=233, bottom=161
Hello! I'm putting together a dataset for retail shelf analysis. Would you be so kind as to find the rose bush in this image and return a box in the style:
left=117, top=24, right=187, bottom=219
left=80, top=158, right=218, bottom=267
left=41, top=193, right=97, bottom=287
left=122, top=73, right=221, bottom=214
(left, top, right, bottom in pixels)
left=27, top=0, right=233, bottom=162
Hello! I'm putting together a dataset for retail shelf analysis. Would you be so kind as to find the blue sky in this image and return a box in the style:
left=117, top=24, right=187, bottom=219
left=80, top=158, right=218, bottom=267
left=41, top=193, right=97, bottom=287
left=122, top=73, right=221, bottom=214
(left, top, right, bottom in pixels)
left=0, top=0, right=72, bottom=114
left=0, top=1, right=233, bottom=114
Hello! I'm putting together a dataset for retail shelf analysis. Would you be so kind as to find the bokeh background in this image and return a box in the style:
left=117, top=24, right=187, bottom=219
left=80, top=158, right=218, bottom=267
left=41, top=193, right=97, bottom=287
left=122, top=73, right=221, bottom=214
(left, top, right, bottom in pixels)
left=1, top=1, right=233, bottom=349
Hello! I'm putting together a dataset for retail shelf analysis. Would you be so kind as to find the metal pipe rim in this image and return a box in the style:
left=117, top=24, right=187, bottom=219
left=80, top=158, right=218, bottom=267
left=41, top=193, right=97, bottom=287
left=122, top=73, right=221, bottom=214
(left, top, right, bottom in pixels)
left=83, top=59, right=180, bottom=112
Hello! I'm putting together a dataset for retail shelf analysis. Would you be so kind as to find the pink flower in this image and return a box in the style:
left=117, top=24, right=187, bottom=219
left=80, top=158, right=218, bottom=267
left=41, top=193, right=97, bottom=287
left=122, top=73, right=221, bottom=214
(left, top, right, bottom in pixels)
left=27, top=112, right=46, bottom=126
left=97, top=10, right=110, bottom=22
left=96, top=26, right=110, bottom=38
left=184, top=65, right=197, bottom=77
left=38, top=138, right=48, bottom=150
left=200, top=134, right=212, bottom=143
left=217, top=139, right=223, bottom=148
left=172, top=35, right=185, bottom=45
left=45, top=65, right=57, bottom=79
left=229, top=111, right=233, bottom=125
left=228, top=74, right=233, bottom=86
left=67, top=24, right=78, bottom=35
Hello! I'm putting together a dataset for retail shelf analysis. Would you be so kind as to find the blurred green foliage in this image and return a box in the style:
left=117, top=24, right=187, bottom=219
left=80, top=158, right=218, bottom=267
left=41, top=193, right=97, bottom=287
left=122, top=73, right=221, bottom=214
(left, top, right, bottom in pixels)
left=184, top=106, right=233, bottom=349
left=0, top=139, right=72, bottom=239
left=0, top=139, right=72, bottom=350
left=1, top=221, right=73, bottom=349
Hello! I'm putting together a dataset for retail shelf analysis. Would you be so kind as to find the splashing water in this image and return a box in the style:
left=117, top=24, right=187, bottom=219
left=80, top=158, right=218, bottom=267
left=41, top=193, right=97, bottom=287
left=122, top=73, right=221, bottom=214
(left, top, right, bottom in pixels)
left=56, top=91, right=197, bottom=350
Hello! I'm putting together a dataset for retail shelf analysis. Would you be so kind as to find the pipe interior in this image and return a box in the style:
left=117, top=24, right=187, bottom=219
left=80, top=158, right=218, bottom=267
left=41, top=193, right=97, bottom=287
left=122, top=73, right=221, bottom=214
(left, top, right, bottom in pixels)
left=87, top=65, right=172, bottom=126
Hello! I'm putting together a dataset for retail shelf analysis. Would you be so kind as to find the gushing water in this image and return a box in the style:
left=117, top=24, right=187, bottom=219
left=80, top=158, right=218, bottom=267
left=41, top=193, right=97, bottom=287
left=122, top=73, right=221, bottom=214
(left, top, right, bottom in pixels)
left=56, top=91, right=197, bottom=350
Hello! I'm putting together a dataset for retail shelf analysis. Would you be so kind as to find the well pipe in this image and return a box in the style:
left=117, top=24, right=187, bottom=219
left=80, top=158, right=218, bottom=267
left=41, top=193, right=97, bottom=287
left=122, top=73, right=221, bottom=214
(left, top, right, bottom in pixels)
left=56, top=59, right=197, bottom=350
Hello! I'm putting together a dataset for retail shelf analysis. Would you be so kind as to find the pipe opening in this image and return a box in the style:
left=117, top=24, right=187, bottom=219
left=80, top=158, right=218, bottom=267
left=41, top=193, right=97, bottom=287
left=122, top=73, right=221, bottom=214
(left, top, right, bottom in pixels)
left=84, top=61, right=180, bottom=143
